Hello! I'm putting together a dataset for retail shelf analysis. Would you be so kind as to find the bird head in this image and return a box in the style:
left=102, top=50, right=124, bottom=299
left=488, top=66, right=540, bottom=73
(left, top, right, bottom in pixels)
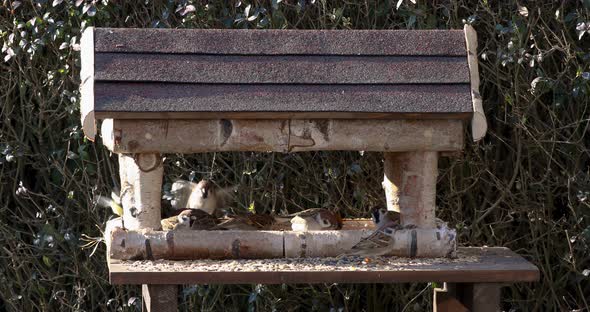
left=371, top=207, right=386, bottom=225
left=197, top=179, right=214, bottom=199
left=177, top=210, right=192, bottom=225
left=315, top=210, right=343, bottom=230
left=371, top=207, right=399, bottom=228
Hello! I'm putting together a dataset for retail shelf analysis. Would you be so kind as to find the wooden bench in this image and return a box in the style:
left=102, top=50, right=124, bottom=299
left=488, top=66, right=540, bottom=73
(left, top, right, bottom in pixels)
left=80, top=26, right=537, bottom=311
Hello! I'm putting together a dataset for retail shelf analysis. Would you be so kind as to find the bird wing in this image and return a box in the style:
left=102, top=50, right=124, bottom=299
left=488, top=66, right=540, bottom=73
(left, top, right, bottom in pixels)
left=170, top=180, right=193, bottom=209
left=343, top=226, right=395, bottom=256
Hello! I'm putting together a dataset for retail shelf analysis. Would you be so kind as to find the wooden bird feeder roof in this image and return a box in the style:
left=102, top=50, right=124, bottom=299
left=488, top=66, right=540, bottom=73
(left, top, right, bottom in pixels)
left=80, top=26, right=487, bottom=143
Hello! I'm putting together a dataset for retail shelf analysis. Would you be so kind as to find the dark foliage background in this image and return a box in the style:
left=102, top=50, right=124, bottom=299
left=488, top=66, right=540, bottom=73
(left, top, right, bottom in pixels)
left=1, top=0, right=589, bottom=311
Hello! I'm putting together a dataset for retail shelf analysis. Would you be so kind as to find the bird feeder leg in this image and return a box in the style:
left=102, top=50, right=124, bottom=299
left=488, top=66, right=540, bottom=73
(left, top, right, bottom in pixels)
left=118, top=153, right=163, bottom=230
left=118, top=153, right=176, bottom=311
left=383, top=151, right=437, bottom=228
left=142, top=285, right=178, bottom=312
left=434, top=283, right=501, bottom=312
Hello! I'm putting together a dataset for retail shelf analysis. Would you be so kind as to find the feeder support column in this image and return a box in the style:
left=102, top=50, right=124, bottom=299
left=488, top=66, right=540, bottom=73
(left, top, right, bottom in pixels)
left=383, top=151, right=438, bottom=228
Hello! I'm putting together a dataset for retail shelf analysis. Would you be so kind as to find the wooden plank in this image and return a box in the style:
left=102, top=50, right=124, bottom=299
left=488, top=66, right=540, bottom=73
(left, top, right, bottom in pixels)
left=100, top=119, right=464, bottom=153
left=142, top=285, right=177, bottom=312
left=94, top=28, right=467, bottom=56
left=95, top=54, right=470, bottom=84
left=464, top=25, right=487, bottom=142
left=80, top=26, right=96, bottom=140
left=108, top=247, right=540, bottom=284
left=93, top=83, right=473, bottom=118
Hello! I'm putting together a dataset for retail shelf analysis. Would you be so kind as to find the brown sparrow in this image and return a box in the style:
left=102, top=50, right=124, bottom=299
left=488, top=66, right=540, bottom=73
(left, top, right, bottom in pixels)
left=371, top=207, right=400, bottom=228
left=170, top=179, right=230, bottom=215
left=161, top=210, right=192, bottom=231
left=276, top=208, right=343, bottom=231
left=213, top=213, right=276, bottom=231
left=342, top=213, right=401, bottom=257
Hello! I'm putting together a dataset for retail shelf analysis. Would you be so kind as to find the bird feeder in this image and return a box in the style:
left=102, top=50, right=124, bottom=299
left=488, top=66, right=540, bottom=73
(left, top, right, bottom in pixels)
left=80, top=26, right=538, bottom=311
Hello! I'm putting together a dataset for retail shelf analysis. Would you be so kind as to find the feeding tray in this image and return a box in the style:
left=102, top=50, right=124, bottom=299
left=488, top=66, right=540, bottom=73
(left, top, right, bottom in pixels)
left=108, top=247, right=539, bottom=285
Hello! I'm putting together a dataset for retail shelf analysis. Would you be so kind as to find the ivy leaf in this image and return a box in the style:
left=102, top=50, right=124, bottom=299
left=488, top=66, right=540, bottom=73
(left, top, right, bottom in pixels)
left=517, top=6, right=528, bottom=17
left=52, top=0, right=64, bottom=6
left=178, top=5, right=196, bottom=16
left=42, top=256, right=53, bottom=267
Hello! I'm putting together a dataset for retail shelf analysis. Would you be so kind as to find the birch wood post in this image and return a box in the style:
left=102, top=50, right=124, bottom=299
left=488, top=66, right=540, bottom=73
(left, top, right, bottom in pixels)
left=383, top=152, right=438, bottom=228
left=119, top=153, right=162, bottom=230
left=118, top=153, right=172, bottom=310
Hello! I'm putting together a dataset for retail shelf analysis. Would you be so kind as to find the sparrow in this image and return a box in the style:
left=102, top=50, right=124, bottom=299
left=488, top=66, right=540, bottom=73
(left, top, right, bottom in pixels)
left=161, top=210, right=192, bottom=231
left=170, top=179, right=231, bottom=215
left=166, top=208, right=220, bottom=230
left=213, top=213, right=277, bottom=231
left=276, top=208, right=343, bottom=231
left=371, top=207, right=400, bottom=228
left=341, top=215, right=400, bottom=257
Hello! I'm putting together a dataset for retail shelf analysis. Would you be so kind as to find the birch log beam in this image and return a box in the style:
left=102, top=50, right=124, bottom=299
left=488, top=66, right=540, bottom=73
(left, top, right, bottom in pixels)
left=109, top=226, right=285, bottom=260
left=100, top=119, right=463, bottom=153
left=102, top=119, right=289, bottom=153
left=106, top=220, right=456, bottom=259
left=383, top=151, right=438, bottom=228
left=119, top=153, right=163, bottom=230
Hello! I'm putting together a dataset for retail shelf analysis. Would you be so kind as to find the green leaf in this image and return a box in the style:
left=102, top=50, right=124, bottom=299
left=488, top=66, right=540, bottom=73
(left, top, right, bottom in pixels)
left=42, top=256, right=53, bottom=267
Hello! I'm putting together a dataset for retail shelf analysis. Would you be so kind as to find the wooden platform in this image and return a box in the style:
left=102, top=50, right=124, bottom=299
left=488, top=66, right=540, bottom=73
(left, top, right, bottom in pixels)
left=109, top=247, right=539, bottom=285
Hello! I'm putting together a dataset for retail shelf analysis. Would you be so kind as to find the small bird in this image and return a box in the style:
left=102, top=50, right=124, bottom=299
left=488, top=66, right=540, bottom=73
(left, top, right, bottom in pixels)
left=170, top=179, right=231, bottom=215
left=342, top=215, right=400, bottom=257
left=371, top=207, right=400, bottom=228
left=161, top=210, right=192, bottom=231
left=96, top=194, right=123, bottom=217
left=276, top=208, right=343, bottom=231
left=213, top=213, right=276, bottom=231
left=189, top=209, right=220, bottom=230
left=168, top=208, right=220, bottom=230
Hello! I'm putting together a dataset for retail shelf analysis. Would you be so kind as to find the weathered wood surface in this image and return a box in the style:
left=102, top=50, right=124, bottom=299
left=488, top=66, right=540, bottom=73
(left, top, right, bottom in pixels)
left=95, top=54, right=470, bottom=84
left=118, top=153, right=162, bottom=230
left=434, top=283, right=501, bottom=312
left=283, top=227, right=455, bottom=259
left=107, top=220, right=455, bottom=260
left=93, top=83, right=473, bottom=120
left=108, top=247, right=540, bottom=284
left=109, top=226, right=285, bottom=260
left=94, top=28, right=467, bottom=56
left=464, top=24, right=488, bottom=142
left=142, top=285, right=177, bottom=312
left=383, top=152, right=438, bottom=228
left=100, top=119, right=464, bottom=153
left=80, top=26, right=96, bottom=140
